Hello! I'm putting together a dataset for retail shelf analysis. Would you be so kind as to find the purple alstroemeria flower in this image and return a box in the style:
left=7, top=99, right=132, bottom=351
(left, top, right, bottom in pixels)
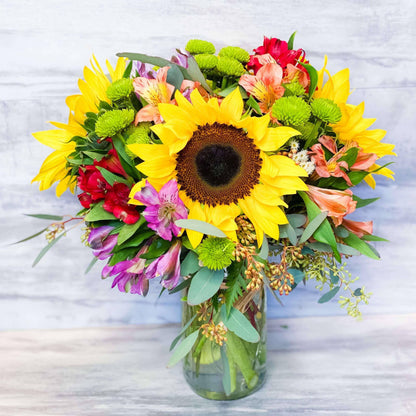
left=88, top=226, right=118, bottom=260
left=171, top=49, right=190, bottom=69
left=102, top=244, right=153, bottom=296
left=135, top=61, right=157, bottom=79
left=133, top=179, right=187, bottom=241
left=147, top=240, right=182, bottom=290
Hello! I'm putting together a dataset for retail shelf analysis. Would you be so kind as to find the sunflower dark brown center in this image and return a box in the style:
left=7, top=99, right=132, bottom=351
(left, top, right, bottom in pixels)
left=176, top=122, right=261, bottom=206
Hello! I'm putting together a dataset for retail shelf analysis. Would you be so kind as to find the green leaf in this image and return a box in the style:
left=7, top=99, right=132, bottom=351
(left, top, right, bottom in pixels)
left=83, top=151, right=106, bottom=162
left=337, top=243, right=361, bottom=256
left=280, top=223, right=297, bottom=245
left=220, top=305, right=260, bottom=343
left=112, top=135, right=141, bottom=180
left=140, top=238, right=171, bottom=260
left=186, top=55, right=213, bottom=93
left=174, top=219, right=226, bottom=238
left=300, top=62, right=318, bottom=97
left=166, top=64, right=184, bottom=90
left=117, top=217, right=145, bottom=245
left=123, top=60, right=133, bottom=78
left=299, top=211, right=328, bottom=243
left=343, top=232, right=380, bottom=260
left=167, top=329, right=199, bottom=367
left=117, top=52, right=174, bottom=69
left=246, top=95, right=262, bottom=115
left=169, top=313, right=197, bottom=351
left=258, top=236, right=269, bottom=260
left=299, top=192, right=340, bottom=262
left=329, top=270, right=339, bottom=284
left=338, top=147, right=359, bottom=168
left=221, top=346, right=232, bottom=396
left=117, top=230, right=154, bottom=249
left=318, top=286, right=340, bottom=303
left=180, top=251, right=201, bottom=276
left=84, top=201, right=116, bottom=222
left=168, top=278, right=192, bottom=294
left=225, top=262, right=246, bottom=315
left=25, top=214, right=63, bottom=221
left=287, top=268, right=304, bottom=284
left=187, top=268, right=224, bottom=305
left=12, top=227, right=48, bottom=244
left=108, top=247, right=138, bottom=266
left=362, top=234, right=388, bottom=242
left=96, top=167, right=131, bottom=187
left=288, top=31, right=297, bottom=50
left=32, top=233, right=65, bottom=267
left=85, top=256, right=98, bottom=274
left=352, top=195, right=379, bottom=209
left=287, top=214, right=307, bottom=228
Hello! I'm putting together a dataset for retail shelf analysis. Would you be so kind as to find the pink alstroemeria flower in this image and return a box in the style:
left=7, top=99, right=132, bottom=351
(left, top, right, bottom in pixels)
left=147, top=240, right=182, bottom=290
left=239, top=62, right=285, bottom=113
left=307, top=185, right=357, bottom=227
left=133, top=179, right=187, bottom=241
left=309, top=136, right=377, bottom=186
left=342, top=219, right=373, bottom=238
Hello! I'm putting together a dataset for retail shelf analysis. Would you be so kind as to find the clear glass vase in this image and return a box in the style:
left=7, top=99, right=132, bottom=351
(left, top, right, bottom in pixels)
left=182, top=289, right=267, bottom=400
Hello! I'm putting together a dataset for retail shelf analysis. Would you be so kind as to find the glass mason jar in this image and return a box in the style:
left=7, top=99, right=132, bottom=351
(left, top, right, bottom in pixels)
left=182, top=288, right=267, bottom=400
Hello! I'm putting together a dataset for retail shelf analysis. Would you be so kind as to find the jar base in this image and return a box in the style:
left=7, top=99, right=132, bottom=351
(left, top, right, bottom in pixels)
left=183, top=367, right=266, bottom=401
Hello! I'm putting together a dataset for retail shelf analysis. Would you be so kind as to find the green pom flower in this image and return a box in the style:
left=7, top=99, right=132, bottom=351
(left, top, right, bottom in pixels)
left=218, top=46, right=250, bottom=63
left=216, top=57, right=246, bottom=77
left=95, top=109, right=135, bottom=138
left=294, top=122, right=315, bottom=141
left=194, top=54, right=218, bottom=70
left=106, top=78, right=134, bottom=101
left=125, top=123, right=152, bottom=158
left=311, top=98, right=342, bottom=123
left=271, top=96, right=311, bottom=127
left=283, top=80, right=305, bottom=97
left=186, top=39, right=215, bottom=55
left=198, top=237, right=236, bottom=270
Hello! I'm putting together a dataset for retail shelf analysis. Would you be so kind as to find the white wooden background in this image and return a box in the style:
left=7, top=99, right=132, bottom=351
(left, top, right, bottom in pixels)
left=0, top=0, right=415, bottom=330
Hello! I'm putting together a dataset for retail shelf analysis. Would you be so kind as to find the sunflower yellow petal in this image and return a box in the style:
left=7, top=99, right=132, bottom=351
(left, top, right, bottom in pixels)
left=256, top=126, right=300, bottom=151
left=217, top=87, right=244, bottom=124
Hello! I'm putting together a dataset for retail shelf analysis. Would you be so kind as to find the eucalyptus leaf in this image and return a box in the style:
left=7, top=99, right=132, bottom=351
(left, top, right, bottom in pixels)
left=287, top=214, right=307, bottom=228
left=299, top=211, right=328, bottom=243
left=169, top=313, right=197, bottom=351
left=220, top=305, right=260, bottom=343
left=334, top=226, right=349, bottom=238
left=175, top=219, right=226, bottom=238
left=318, top=286, right=340, bottom=303
left=85, top=256, right=98, bottom=274
left=167, top=329, right=199, bottom=367
left=12, top=227, right=48, bottom=244
left=186, top=55, right=213, bottom=93
left=25, top=214, right=63, bottom=221
left=258, top=236, right=269, bottom=260
left=329, top=270, right=339, bottom=284
left=221, top=346, right=232, bottom=396
left=287, top=268, right=304, bottom=284
left=280, top=223, right=297, bottom=246
left=166, top=64, right=185, bottom=90
left=180, top=251, right=201, bottom=276
left=32, top=233, right=65, bottom=267
left=187, top=268, right=224, bottom=305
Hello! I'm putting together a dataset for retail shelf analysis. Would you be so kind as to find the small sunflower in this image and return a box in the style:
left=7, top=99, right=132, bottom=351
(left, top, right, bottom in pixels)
left=128, top=88, right=308, bottom=247
left=32, top=56, right=127, bottom=196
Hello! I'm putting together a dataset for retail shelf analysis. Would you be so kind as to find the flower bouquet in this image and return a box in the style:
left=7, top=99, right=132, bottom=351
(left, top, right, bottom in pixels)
left=26, top=33, right=395, bottom=400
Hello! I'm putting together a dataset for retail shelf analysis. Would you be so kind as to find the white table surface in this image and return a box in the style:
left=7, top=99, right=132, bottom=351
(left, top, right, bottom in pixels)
left=1, top=314, right=415, bottom=416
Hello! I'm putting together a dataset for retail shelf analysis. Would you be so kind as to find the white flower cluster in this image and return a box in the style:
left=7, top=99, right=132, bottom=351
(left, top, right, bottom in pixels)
left=292, top=149, right=316, bottom=175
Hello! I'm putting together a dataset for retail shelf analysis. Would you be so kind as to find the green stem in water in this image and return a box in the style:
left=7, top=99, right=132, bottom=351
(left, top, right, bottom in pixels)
left=226, top=331, right=259, bottom=389
left=225, top=344, right=237, bottom=394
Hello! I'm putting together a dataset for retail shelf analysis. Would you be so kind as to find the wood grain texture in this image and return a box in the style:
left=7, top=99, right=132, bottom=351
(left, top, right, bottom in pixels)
left=0, top=314, right=415, bottom=415
left=0, top=0, right=415, bottom=329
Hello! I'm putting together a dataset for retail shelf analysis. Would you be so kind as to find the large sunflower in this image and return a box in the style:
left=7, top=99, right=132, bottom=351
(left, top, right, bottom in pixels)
left=32, top=56, right=127, bottom=196
left=128, top=88, right=308, bottom=247
left=314, top=56, right=396, bottom=188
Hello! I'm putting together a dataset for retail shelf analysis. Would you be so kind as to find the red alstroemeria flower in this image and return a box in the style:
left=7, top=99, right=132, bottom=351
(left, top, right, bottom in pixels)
left=248, top=36, right=305, bottom=73
left=78, top=166, right=111, bottom=208
left=103, top=183, right=140, bottom=224
left=95, top=148, right=127, bottom=178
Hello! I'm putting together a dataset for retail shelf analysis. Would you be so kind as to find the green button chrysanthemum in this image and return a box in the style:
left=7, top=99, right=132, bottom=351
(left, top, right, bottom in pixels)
left=283, top=80, right=305, bottom=97
left=272, top=96, right=311, bottom=127
left=216, top=56, right=246, bottom=77
left=95, top=109, right=135, bottom=138
left=311, top=98, right=342, bottom=123
left=106, top=78, right=134, bottom=101
left=219, top=46, right=250, bottom=63
left=194, top=54, right=218, bottom=70
left=186, top=39, right=216, bottom=55
left=198, top=237, right=236, bottom=270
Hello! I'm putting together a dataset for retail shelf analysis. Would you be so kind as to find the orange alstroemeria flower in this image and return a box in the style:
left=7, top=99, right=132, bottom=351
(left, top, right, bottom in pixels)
left=309, top=136, right=377, bottom=186
left=239, top=62, right=285, bottom=113
left=307, top=185, right=357, bottom=227
left=342, top=219, right=373, bottom=238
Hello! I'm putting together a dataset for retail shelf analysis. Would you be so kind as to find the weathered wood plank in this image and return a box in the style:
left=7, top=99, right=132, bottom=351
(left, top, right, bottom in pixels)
left=0, top=315, right=414, bottom=415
